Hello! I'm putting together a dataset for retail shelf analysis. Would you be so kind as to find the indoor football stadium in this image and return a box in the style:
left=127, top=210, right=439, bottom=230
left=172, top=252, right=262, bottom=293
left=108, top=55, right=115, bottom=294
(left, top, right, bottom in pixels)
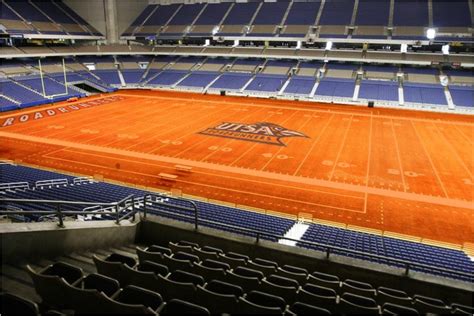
left=0, top=0, right=473, bottom=314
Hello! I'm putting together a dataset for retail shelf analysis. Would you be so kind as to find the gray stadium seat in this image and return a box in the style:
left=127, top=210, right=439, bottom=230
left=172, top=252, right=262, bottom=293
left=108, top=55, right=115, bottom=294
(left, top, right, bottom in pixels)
left=82, top=273, right=120, bottom=297
left=382, top=302, right=419, bottom=315
left=233, top=266, right=265, bottom=280
left=452, top=303, right=474, bottom=315
left=413, top=295, right=451, bottom=314
left=113, top=285, right=163, bottom=311
left=201, top=245, right=223, bottom=254
left=163, top=253, right=195, bottom=272
left=261, top=276, right=298, bottom=304
left=218, top=253, right=247, bottom=269
left=339, top=292, right=380, bottom=315
left=226, top=271, right=261, bottom=293
left=201, top=259, right=230, bottom=270
left=173, top=251, right=200, bottom=264
left=104, top=253, right=136, bottom=268
left=40, top=261, right=83, bottom=285
left=169, top=241, right=195, bottom=254
left=0, top=292, right=40, bottom=316
left=195, top=285, right=240, bottom=314
left=290, top=301, right=331, bottom=315
left=147, top=245, right=173, bottom=256
left=194, top=247, right=220, bottom=261
left=93, top=254, right=128, bottom=285
left=155, top=273, right=197, bottom=302
left=137, top=260, right=169, bottom=277
left=307, top=271, right=341, bottom=292
left=136, top=246, right=167, bottom=265
left=205, top=279, right=244, bottom=297
left=297, top=284, right=338, bottom=314
left=239, top=297, right=283, bottom=314
left=160, top=299, right=210, bottom=315
left=341, top=279, right=376, bottom=298
left=193, top=262, right=227, bottom=282
left=168, top=270, right=205, bottom=287
left=377, top=286, right=412, bottom=307
left=248, top=260, right=278, bottom=275
left=275, top=265, right=308, bottom=284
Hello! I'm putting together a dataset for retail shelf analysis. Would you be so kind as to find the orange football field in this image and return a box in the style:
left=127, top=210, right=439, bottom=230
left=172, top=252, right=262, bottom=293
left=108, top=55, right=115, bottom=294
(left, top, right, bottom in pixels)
left=1, top=90, right=473, bottom=246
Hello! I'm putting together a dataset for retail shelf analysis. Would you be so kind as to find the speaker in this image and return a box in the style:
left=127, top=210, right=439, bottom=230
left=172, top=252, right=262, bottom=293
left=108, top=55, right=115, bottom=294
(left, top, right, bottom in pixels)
left=220, top=90, right=226, bottom=96
left=368, top=101, right=374, bottom=108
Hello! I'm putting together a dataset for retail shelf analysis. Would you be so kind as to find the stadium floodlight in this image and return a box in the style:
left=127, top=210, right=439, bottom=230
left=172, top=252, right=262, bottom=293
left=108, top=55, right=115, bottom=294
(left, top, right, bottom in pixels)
left=426, top=28, right=436, bottom=40
left=442, top=44, right=450, bottom=55
left=325, top=41, right=333, bottom=50
left=400, top=43, right=408, bottom=53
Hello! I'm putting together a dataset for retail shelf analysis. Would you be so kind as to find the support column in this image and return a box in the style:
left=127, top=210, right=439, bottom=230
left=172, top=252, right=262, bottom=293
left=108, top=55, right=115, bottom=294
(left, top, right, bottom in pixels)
left=104, top=0, right=119, bottom=44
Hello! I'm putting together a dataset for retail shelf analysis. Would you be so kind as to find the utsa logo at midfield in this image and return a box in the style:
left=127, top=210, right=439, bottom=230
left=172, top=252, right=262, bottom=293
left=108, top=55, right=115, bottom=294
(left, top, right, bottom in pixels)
left=199, top=122, right=309, bottom=146
left=0, top=96, right=124, bottom=127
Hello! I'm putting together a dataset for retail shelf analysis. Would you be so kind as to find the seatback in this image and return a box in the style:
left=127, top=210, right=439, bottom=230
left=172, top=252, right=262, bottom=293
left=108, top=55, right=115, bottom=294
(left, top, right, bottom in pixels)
left=160, top=298, right=210, bottom=315
left=194, top=248, right=220, bottom=261
left=341, top=279, right=376, bottom=298
left=137, top=260, right=169, bottom=277
left=205, top=279, right=244, bottom=297
left=290, top=302, right=331, bottom=315
left=261, top=277, right=298, bottom=304
left=307, top=271, right=341, bottom=292
left=146, top=245, right=172, bottom=256
left=377, top=286, right=412, bottom=307
left=114, top=285, right=163, bottom=311
left=27, top=265, right=71, bottom=309
left=226, top=271, right=261, bottom=293
left=164, top=254, right=195, bottom=272
left=155, top=274, right=197, bottom=302
left=339, top=292, right=379, bottom=315
left=247, top=260, right=277, bottom=276
left=193, top=262, right=227, bottom=282
left=82, top=273, right=120, bottom=297
left=169, top=241, right=195, bottom=254
left=195, top=286, right=240, bottom=314
left=238, top=297, right=283, bottom=315
left=136, top=247, right=166, bottom=265
left=105, top=253, right=136, bottom=268
left=40, top=261, right=83, bottom=285
left=93, top=255, right=128, bottom=285
left=413, top=295, right=451, bottom=314
left=382, top=302, right=419, bottom=315
left=168, top=270, right=205, bottom=286
left=218, top=254, right=247, bottom=269
left=275, top=267, right=308, bottom=285
left=0, top=292, right=40, bottom=316
left=297, top=284, right=338, bottom=314
left=246, top=290, right=286, bottom=309
left=122, top=264, right=161, bottom=292
left=234, top=266, right=265, bottom=280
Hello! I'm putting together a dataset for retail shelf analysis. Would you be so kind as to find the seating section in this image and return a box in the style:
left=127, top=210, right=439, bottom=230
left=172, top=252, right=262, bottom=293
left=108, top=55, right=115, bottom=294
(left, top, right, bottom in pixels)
left=299, top=222, right=473, bottom=281
left=359, top=80, right=399, bottom=102
left=22, top=239, right=473, bottom=315
left=122, top=0, right=472, bottom=42
left=2, top=163, right=472, bottom=282
left=449, top=86, right=474, bottom=107
left=2, top=0, right=101, bottom=38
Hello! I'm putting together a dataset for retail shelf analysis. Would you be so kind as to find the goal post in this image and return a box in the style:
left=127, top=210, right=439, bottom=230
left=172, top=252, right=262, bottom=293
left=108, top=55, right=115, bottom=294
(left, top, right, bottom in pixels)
left=38, top=58, right=69, bottom=98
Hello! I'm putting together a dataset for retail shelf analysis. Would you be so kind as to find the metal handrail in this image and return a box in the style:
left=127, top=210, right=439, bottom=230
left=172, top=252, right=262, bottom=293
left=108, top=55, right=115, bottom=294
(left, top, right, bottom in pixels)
left=142, top=196, right=473, bottom=280
left=0, top=195, right=136, bottom=226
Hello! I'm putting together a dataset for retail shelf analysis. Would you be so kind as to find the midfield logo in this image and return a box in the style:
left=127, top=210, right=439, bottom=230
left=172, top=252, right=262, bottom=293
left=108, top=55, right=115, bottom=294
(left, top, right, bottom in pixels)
left=199, top=122, right=309, bottom=146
